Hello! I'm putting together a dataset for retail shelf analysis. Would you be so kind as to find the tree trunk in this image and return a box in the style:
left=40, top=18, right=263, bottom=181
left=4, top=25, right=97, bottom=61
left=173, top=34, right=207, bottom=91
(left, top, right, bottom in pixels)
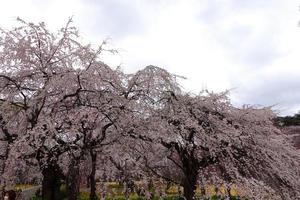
left=0, top=143, right=9, bottom=183
left=89, top=149, right=97, bottom=200
left=87, top=175, right=91, bottom=188
left=42, top=165, right=62, bottom=200
left=181, top=155, right=198, bottom=200
left=182, top=175, right=197, bottom=200
left=67, top=161, right=80, bottom=200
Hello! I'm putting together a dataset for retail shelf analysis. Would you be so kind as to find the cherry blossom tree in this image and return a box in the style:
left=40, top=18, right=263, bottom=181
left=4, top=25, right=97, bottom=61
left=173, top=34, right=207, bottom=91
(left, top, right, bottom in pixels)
left=119, top=68, right=300, bottom=199
left=131, top=91, right=300, bottom=200
left=1, top=18, right=300, bottom=200
left=0, top=18, right=122, bottom=200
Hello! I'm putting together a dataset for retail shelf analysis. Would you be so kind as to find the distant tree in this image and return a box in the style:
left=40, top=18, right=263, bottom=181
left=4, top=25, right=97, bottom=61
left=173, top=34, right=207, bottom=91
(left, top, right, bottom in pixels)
left=276, top=112, right=300, bottom=126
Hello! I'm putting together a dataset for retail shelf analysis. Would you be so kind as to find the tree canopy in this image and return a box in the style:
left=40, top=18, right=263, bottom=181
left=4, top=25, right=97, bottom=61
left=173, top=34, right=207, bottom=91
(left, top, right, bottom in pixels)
left=0, top=19, right=299, bottom=200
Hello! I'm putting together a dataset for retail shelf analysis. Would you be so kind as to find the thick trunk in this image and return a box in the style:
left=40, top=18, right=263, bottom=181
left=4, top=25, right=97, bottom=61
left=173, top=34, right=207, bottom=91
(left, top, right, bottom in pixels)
left=181, top=155, right=198, bottom=200
left=67, top=162, right=80, bottom=200
left=182, top=175, right=197, bottom=200
left=89, top=149, right=97, bottom=200
left=42, top=165, right=61, bottom=200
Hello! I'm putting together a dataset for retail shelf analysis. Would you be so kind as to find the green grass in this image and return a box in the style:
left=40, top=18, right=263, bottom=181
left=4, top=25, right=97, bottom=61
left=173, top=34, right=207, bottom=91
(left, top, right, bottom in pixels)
left=29, top=183, right=246, bottom=200
left=76, top=191, right=99, bottom=200
left=30, top=191, right=99, bottom=200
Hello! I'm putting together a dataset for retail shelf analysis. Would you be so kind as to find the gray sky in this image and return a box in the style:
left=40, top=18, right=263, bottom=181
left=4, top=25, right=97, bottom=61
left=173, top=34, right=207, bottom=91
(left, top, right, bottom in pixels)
left=0, top=0, right=300, bottom=115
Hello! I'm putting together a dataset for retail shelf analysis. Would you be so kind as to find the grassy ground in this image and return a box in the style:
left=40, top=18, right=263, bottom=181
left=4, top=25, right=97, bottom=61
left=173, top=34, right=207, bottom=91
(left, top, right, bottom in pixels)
left=27, top=182, right=246, bottom=200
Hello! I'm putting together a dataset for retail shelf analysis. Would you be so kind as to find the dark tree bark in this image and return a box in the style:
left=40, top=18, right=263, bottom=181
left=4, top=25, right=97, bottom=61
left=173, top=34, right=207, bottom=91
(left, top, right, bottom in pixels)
left=182, top=172, right=197, bottom=200
left=89, top=149, right=97, bottom=200
left=179, top=145, right=216, bottom=200
left=67, top=161, right=80, bottom=200
left=87, top=175, right=91, bottom=188
left=180, top=149, right=199, bottom=200
left=42, top=165, right=62, bottom=200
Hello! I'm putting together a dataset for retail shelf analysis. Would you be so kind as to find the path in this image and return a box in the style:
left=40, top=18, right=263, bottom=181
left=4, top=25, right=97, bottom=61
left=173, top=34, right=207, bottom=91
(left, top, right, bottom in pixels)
left=19, top=186, right=40, bottom=200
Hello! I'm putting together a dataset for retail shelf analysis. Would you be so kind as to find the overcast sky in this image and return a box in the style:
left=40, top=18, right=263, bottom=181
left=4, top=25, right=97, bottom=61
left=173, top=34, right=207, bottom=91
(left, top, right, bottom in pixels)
left=1, top=0, right=300, bottom=115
